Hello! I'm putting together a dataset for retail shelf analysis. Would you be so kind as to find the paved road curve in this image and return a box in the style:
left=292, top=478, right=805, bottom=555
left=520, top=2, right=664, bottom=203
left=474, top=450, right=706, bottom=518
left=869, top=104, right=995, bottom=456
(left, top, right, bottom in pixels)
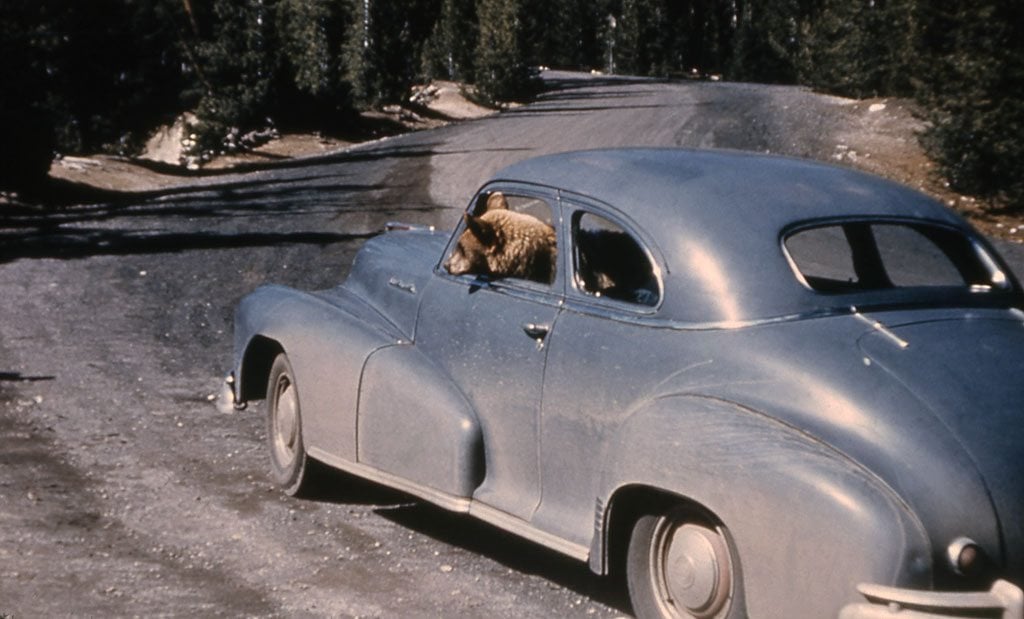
left=2, top=72, right=1021, bottom=617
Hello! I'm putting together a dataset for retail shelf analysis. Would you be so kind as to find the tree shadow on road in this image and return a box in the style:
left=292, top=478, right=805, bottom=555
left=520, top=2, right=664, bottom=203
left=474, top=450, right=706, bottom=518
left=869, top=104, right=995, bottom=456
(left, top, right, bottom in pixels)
left=0, top=372, right=56, bottom=383
left=375, top=501, right=633, bottom=615
left=0, top=228, right=379, bottom=263
left=0, top=141, right=536, bottom=265
left=0, top=143, right=445, bottom=264
left=298, top=464, right=632, bottom=615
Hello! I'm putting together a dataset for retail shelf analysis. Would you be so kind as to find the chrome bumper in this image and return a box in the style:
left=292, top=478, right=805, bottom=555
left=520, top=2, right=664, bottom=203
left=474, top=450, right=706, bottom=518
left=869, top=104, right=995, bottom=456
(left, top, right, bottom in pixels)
left=840, top=579, right=1023, bottom=618
left=214, top=372, right=245, bottom=414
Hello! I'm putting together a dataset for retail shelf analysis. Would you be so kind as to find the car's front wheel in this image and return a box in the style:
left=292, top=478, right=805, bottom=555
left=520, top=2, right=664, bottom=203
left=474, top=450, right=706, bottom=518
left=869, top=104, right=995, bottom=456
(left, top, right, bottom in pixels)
left=627, top=506, right=736, bottom=619
left=266, top=352, right=314, bottom=496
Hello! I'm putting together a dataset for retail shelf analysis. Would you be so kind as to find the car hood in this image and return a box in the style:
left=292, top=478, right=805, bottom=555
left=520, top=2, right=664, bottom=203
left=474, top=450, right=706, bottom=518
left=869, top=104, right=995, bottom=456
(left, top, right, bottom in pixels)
left=857, top=311, right=1024, bottom=582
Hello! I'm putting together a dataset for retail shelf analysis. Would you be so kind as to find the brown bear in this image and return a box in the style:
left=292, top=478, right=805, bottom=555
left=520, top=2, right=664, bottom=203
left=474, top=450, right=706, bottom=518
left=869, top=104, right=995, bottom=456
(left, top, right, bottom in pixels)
left=444, top=192, right=557, bottom=284
left=575, top=227, right=659, bottom=305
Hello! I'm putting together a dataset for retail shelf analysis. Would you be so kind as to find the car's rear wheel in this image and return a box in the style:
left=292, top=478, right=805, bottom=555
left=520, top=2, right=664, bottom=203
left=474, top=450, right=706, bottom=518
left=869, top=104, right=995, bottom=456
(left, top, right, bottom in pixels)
left=627, top=506, right=735, bottom=619
left=267, top=352, right=314, bottom=496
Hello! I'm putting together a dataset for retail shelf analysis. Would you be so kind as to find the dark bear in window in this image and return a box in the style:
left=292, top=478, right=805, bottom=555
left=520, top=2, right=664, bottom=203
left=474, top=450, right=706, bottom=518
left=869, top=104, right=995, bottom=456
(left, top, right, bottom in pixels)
left=575, top=228, right=658, bottom=305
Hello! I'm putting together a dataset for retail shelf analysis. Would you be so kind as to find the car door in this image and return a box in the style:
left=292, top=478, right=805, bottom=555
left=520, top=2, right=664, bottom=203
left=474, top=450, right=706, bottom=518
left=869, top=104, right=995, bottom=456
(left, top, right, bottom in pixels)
left=415, top=186, right=563, bottom=521
left=530, top=201, right=666, bottom=546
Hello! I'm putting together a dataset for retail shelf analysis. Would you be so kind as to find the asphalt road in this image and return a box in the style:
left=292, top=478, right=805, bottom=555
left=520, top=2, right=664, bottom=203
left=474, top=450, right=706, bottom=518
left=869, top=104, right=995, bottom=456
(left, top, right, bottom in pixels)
left=2, top=71, right=1022, bottom=617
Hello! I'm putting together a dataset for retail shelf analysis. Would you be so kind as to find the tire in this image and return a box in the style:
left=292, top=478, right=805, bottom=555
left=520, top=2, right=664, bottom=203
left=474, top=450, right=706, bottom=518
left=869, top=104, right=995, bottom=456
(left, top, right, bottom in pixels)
left=626, top=506, right=736, bottom=619
left=266, top=353, right=315, bottom=497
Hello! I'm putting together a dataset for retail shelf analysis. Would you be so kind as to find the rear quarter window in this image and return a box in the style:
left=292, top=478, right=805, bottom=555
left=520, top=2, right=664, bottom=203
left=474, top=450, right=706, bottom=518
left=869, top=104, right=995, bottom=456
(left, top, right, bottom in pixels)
left=784, top=221, right=1009, bottom=293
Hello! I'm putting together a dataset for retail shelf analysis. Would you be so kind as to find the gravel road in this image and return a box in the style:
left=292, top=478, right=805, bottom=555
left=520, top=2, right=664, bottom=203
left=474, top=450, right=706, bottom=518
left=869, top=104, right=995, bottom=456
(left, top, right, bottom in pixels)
left=2, top=71, right=1021, bottom=617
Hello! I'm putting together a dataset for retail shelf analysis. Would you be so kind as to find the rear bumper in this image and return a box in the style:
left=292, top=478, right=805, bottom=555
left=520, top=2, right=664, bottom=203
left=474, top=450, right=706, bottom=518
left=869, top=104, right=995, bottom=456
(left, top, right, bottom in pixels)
left=840, top=579, right=1023, bottom=618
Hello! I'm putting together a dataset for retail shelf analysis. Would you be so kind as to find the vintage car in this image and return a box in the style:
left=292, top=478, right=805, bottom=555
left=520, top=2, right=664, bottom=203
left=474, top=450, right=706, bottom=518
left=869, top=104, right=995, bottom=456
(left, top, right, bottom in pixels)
left=223, top=148, right=1023, bottom=618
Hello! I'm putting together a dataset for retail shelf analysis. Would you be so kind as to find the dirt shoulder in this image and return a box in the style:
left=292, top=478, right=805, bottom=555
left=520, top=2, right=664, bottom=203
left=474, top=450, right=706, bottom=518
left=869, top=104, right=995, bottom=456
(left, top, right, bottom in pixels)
left=829, top=96, right=1022, bottom=240
left=45, top=80, right=488, bottom=194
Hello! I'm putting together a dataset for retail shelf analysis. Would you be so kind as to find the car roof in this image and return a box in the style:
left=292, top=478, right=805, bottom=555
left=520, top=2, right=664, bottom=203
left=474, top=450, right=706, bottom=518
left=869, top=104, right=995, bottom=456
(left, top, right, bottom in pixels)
left=490, top=148, right=985, bottom=325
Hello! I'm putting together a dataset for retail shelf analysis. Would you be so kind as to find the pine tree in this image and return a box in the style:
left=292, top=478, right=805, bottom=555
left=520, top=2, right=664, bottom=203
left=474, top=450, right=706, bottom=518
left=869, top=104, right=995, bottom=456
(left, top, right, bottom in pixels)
left=189, top=0, right=278, bottom=156
left=347, top=0, right=440, bottom=104
left=730, top=0, right=802, bottom=83
left=422, top=0, right=478, bottom=81
left=475, top=0, right=536, bottom=101
left=581, top=0, right=623, bottom=73
left=618, top=0, right=665, bottom=76
left=917, top=0, right=1024, bottom=211
left=520, top=0, right=586, bottom=70
left=796, top=0, right=916, bottom=98
left=275, top=0, right=356, bottom=128
left=1, top=0, right=186, bottom=191
left=0, top=0, right=56, bottom=191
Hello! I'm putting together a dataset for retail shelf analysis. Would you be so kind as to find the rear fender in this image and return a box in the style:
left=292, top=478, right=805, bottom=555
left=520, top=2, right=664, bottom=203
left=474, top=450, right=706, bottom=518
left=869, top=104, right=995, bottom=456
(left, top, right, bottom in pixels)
left=357, top=344, right=484, bottom=498
left=594, top=395, right=930, bottom=618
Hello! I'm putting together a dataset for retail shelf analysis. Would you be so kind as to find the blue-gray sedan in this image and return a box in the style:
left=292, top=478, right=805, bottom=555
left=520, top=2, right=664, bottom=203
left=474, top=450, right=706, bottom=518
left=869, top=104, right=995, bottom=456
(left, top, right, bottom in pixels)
left=224, top=149, right=1023, bottom=618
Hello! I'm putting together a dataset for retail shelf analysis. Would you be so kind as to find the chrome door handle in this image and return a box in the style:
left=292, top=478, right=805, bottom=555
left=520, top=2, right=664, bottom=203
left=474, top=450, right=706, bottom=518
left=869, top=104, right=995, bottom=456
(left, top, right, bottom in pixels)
left=522, top=322, right=551, bottom=351
left=522, top=322, right=550, bottom=340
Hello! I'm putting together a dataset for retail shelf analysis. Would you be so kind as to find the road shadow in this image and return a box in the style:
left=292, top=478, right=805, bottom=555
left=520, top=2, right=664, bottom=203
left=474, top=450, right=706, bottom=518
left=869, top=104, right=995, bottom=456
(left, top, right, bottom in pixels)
left=0, top=142, right=449, bottom=264
left=299, top=465, right=632, bottom=615
left=0, top=372, right=56, bottom=383
left=376, top=501, right=633, bottom=614
left=1, top=71, right=668, bottom=267
left=1, top=229, right=380, bottom=262
left=0, top=140, right=542, bottom=264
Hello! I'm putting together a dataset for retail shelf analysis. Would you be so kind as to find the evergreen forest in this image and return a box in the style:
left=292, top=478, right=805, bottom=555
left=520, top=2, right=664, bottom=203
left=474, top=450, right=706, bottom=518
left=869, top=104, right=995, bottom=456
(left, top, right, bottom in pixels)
left=1, top=0, right=1021, bottom=212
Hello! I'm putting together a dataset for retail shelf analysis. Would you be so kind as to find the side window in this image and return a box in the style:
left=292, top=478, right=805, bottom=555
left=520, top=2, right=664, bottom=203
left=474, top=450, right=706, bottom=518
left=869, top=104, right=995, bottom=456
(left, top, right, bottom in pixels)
left=573, top=212, right=659, bottom=306
left=443, top=190, right=558, bottom=285
left=784, top=222, right=1005, bottom=292
left=872, top=225, right=965, bottom=286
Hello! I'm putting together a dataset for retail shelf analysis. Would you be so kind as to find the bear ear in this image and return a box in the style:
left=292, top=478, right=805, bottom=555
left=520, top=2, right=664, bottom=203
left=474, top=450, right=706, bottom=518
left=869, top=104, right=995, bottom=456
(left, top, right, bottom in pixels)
left=464, top=213, right=497, bottom=245
left=485, top=191, right=509, bottom=212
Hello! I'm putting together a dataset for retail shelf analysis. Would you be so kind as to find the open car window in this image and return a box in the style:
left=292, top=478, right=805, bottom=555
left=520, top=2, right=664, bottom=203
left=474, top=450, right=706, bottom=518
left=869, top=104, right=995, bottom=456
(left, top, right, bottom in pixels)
left=784, top=221, right=1010, bottom=293
left=572, top=211, right=660, bottom=306
left=443, top=190, right=558, bottom=286
left=471, top=191, right=553, bottom=225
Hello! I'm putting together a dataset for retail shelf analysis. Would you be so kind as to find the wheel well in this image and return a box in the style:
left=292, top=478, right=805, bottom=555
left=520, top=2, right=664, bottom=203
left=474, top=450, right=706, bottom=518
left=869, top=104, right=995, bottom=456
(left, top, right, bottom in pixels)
left=603, top=485, right=718, bottom=578
left=239, top=336, right=283, bottom=402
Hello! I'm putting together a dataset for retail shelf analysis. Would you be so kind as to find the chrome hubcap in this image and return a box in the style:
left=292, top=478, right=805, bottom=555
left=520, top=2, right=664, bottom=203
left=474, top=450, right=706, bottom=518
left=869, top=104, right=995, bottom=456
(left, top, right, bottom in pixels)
left=272, top=376, right=298, bottom=466
left=654, top=521, right=732, bottom=618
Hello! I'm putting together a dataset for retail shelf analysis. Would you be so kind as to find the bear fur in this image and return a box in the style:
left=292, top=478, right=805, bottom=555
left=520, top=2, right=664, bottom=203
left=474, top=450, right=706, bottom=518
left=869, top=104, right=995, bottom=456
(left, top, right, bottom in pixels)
left=444, top=192, right=557, bottom=283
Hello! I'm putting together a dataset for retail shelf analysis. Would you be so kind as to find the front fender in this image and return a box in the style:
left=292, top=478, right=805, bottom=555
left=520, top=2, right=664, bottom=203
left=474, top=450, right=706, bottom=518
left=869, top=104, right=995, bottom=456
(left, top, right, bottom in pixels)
left=596, top=395, right=930, bottom=618
left=232, top=284, right=402, bottom=461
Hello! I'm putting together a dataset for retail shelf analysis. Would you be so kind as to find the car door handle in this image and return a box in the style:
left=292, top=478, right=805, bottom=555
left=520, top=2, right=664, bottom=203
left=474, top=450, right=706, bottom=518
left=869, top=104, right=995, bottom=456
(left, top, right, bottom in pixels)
left=522, top=322, right=550, bottom=340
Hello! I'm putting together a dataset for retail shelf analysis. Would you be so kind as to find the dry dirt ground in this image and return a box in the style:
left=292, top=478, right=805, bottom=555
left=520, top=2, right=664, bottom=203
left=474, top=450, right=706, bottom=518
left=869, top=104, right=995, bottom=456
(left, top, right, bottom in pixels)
left=43, top=78, right=1023, bottom=243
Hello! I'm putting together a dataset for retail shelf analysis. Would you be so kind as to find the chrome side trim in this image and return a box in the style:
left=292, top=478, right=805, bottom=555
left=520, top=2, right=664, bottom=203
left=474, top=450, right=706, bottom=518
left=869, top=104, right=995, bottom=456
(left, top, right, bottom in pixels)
left=307, top=447, right=471, bottom=513
left=385, top=222, right=436, bottom=232
left=469, top=502, right=590, bottom=562
left=307, top=447, right=591, bottom=562
left=840, top=579, right=1024, bottom=619
left=387, top=277, right=417, bottom=294
left=852, top=306, right=911, bottom=349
